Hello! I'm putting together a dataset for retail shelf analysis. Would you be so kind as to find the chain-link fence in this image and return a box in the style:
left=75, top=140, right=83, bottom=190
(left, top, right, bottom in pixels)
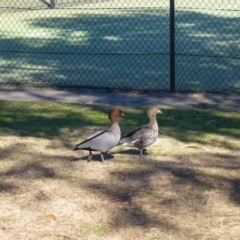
left=0, top=0, right=239, bottom=92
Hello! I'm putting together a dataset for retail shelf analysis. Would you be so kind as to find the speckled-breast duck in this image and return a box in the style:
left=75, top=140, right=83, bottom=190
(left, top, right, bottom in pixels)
left=119, top=106, right=162, bottom=157
left=74, top=108, right=124, bottom=162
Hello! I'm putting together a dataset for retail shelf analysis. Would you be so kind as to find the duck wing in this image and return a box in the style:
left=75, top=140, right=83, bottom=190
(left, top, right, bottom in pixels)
left=86, top=130, right=105, bottom=140
left=74, top=129, right=119, bottom=153
left=120, top=124, right=151, bottom=146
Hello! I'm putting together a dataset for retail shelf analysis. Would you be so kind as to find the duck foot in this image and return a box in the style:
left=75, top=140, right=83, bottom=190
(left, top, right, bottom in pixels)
left=139, top=149, right=151, bottom=157
left=143, top=149, right=152, bottom=155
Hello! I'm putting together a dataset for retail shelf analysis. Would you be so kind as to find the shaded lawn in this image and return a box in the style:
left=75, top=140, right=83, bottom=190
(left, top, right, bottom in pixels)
left=0, top=100, right=240, bottom=240
left=0, top=100, right=239, bottom=145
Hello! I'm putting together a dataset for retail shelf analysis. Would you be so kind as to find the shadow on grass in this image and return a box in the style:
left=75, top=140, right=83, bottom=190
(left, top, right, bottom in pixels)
left=0, top=181, right=19, bottom=193
left=0, top=102, right=239, bottom=145
left=2, top=162, right=56, bottom=179
left=0, top=101, right=115, bottom=139
left=80, top=155, right=240, bottom=232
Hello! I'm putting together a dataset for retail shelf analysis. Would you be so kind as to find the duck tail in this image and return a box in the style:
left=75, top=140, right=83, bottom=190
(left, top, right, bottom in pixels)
left=73, top=145, right=79, bottom=151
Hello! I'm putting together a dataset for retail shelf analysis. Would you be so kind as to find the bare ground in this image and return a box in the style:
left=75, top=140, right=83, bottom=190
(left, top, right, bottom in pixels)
left=1, top=132, right=240, bottom=240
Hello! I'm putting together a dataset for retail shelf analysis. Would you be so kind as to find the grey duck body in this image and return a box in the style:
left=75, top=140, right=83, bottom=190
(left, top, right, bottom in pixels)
left=120, top=106, right=161, bottom=156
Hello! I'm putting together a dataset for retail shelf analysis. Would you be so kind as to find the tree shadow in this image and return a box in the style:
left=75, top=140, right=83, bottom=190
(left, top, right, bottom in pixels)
left=0, top=181, right=18, bottom=193
left=83, top=166, right=179, bottom=230
left=2, top=162, right=56, bottom=179
left=0, top=101, right=117, bottom=139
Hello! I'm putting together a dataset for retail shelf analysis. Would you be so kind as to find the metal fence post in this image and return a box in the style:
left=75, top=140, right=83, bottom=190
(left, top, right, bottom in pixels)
left=50, top=0, right=56, bottom=9
left=170, top=0, right=175, bottom=92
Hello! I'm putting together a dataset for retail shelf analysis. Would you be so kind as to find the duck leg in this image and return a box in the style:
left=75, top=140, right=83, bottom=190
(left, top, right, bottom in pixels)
left=87, top=151, right=92, bottom=162
left=143, top=148, right=151, bottom=155
left=100, top=152, right=105, bottom=162
left=139, top=149, right=143, bottom=157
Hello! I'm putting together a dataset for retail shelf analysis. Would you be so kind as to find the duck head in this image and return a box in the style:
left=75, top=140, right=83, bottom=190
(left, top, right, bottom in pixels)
left=108, top=108, right=124, bottom=123
left=147, top=106, right=162, bottom=119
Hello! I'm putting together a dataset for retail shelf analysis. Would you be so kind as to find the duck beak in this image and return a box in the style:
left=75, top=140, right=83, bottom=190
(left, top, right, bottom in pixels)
left=157, top=109, right=162, bottom=114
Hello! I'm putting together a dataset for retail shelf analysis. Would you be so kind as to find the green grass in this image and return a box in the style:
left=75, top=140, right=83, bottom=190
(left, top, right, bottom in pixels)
left=1, top=99, right=239, bottom=159
left=0, top=101, right=109, bottom=137
left=84, top=222, right=109, bottom=235
left=1, top=101, right=239, bottom=146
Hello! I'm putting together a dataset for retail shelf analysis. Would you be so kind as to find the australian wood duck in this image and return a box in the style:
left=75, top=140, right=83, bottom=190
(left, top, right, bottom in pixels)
left=119, top=106, right=162, bottom=157
left=73, top=108, right=124, bottom=162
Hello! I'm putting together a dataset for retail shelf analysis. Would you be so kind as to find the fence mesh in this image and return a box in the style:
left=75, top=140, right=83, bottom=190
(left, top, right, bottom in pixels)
left=0, top=0, right=239, bottom=93
left=175, top=1, right=240, bottom=92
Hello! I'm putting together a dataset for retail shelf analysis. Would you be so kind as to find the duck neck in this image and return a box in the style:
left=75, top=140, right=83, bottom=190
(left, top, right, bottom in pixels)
left=149, top=117, right=158, bottom=128
left=110, top=121, right=120, bottom=132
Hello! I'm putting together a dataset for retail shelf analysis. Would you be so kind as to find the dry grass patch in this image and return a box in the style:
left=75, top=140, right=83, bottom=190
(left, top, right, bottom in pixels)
left=0, top=101, right=240, bottom=240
